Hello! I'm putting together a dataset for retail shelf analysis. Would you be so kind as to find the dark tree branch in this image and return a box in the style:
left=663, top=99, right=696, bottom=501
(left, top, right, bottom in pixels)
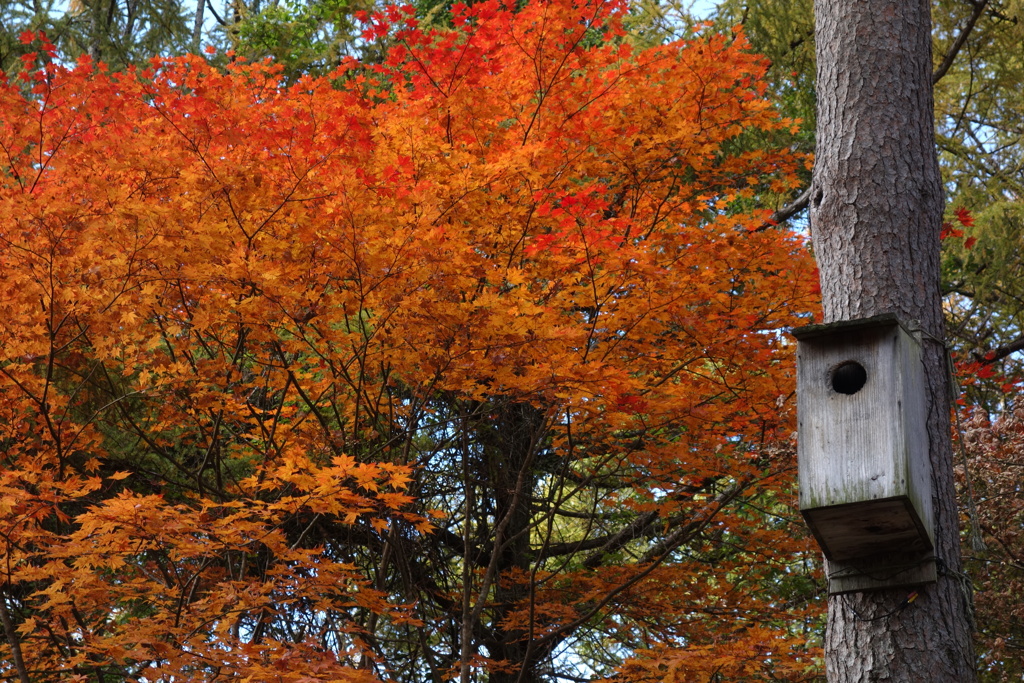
left=0, top=587, right=30, bottom=683
left=754, top=185, right=812, bottom=231
left=205, top=0, right=228, bottom=28
left=639, top=480, right=748, bottom=563
left=541, top=478, right=722, bottom=562
left=530, top=479, right=751, bottom=654
left=973, top=335, right=1024, bottom=365
left=537, top=511, right=659, bottom=562
left=932, top=0, right=990, bottom=85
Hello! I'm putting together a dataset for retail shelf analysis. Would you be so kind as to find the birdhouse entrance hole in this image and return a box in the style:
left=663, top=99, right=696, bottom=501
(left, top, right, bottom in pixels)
left=831, top=361, right=867, bottom=395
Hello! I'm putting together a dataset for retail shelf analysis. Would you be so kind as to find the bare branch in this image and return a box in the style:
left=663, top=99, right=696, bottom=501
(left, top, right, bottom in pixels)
left=0, top=586, right=31, bottom=683
left=932, top=0, right=990, bottom=84
left=973, top=335, right=1024, bottom=365
left=754, top=185, right=811, bottom=231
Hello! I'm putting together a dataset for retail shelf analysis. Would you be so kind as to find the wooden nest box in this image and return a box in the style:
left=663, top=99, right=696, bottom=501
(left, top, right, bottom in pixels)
left=793, top=314, right=935, bottom=587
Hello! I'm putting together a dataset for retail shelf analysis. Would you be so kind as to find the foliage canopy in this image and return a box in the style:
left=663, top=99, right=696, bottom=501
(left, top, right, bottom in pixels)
left=0, top=1, right=823, bottom=681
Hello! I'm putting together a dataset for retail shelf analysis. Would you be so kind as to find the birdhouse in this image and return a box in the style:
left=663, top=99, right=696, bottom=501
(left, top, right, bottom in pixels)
left=793, top=314, right=935, bottom=575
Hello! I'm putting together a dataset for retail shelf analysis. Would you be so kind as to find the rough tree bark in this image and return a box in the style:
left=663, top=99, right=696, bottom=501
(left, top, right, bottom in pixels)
left=811, top=0, right=977, bottom=680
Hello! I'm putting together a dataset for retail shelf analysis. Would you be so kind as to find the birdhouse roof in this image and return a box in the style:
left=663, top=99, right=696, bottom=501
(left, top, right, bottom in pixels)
left=790, top=313, right=917, bottom=342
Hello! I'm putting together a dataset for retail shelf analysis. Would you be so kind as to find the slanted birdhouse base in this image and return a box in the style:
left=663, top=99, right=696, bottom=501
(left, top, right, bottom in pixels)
left=826, top=551, right=936, bottom=595
left=803, top=496, right=932, bottom=563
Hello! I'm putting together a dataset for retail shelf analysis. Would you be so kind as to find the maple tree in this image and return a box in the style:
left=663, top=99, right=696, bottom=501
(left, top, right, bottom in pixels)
left=0, top=2, right=821, bottom=681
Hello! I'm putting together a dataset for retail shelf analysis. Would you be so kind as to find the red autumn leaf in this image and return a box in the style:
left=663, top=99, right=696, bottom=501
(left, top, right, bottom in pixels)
left=954, top=206, right=975, bottom=227
left=940, top=221, right=964, bottom=240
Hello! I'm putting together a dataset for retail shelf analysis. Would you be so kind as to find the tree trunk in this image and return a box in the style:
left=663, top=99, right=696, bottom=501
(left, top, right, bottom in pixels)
left=88, top=0, right=105, bottom=63
left=811, top=0, right=977, bottom=679
left=192, top=0, right=206, bottom=54
left=481, top=402, right=546, bottom=683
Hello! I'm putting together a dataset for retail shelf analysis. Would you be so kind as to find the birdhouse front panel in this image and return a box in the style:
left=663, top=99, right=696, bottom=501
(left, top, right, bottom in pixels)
left=794, top=315, right=934, bottom=563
